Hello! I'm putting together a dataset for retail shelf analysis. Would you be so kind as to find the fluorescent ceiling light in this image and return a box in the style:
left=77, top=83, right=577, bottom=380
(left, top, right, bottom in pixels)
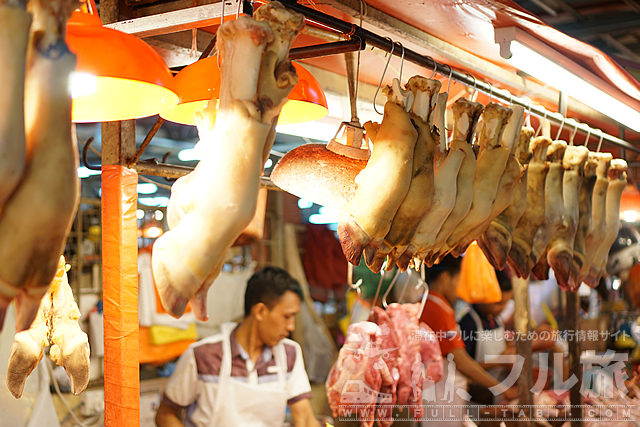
left=495, top=27, right=640, bottom=132
left=137, top=182, right=158, bottom=194
left=276, top=120, right=337, bottom=141
left=77, top=166, right=101, bottom=178
left=178, top=148, right=200, bottom=162
left=139, top=196, right=169, bottom=207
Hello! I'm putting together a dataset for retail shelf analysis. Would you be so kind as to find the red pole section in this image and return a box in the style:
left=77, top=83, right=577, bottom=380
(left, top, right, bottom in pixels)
left=101, top=164, right=139, bottom=426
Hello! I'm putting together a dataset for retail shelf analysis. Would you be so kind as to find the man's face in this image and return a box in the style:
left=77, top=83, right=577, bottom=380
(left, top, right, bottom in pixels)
left=443, top=272, right=461, bottom=306
left=477, top=290, right=513, bottom=318
left=257, top=290, right=301, bottom=347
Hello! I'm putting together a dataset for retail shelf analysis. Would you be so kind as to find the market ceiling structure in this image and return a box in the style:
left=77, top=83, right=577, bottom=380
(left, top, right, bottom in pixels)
left=82, top=0, right=640, bottom=197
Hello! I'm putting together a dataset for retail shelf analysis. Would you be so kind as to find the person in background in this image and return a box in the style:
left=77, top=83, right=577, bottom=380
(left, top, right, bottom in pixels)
left=458, top=269, right=515, bottom=404
left=419, top=255, right=517, bottom=427
left=155, top=266, right=321, bottom=427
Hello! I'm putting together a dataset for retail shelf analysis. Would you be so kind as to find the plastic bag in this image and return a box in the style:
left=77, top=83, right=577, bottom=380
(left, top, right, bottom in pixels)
left=456, top=242, right=502, bottom=303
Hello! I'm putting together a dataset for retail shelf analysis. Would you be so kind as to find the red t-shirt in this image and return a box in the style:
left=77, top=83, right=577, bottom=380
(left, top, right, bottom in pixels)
left=419, top=290, right=465, bottom=355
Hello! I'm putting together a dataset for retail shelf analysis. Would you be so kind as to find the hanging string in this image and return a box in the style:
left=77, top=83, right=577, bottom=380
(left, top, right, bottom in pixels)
left=597, top=131, right=604, bottom=152
left=373, top=38, right=395, bottom=115
left=445, top=64, right=454, bottom=94
left=569, top=121, right=578, bottom=146
left=398, top=42, right=405, bottom=84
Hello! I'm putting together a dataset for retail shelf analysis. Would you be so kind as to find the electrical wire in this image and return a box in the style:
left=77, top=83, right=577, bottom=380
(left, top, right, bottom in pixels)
left=46, top=359, right=104, bottom=427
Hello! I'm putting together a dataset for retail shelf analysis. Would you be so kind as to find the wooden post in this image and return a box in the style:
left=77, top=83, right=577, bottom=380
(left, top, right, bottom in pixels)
left=566, top=290, right=583, bottom=427
left=101, top=121, right=139, bottom=427
left=513, top=277, right=533, bottom=427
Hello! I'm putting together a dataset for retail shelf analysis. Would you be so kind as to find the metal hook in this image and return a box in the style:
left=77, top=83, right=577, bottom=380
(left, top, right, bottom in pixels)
left=382, top=268, right=401, bottom=308
left=583, top=127, right=591, bottom=147
left=416, top=265, right=430, bottom=320
left=535, top=109, right=548, bottom=138
left=81, top=137, right=101, bottom=171
left=370, top=267, right=386, bottom=315
left=597, top=130, right=604, bottom=153
left=555, top=114, right=566, bottom=141
left=465, top=74, right=478, bottom=101
left=398, top=42, right=405, bottom=84
left=445, top=64, right=454, bottom=94
left=525, top=100, right=533, bottom=128
left=427, top=56, right=437, bottom=79
left=569, top=120, right=578, bottom=146
left=487, top=81, right=493, bottom=103
left=373, top=38, right=395, bottom=115
left=347, top=263, right=364, bottom=324
left=397, top=269, right=413, bottom=303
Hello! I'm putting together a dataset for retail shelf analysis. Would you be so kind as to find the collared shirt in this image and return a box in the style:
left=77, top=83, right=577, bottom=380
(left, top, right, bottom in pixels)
left=419, top=290, right=465, bottom=356
left=162, top=325, right=313, bottom=426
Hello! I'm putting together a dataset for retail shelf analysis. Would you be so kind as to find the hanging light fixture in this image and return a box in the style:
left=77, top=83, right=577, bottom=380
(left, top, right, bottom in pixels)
left=160, top=59, right=327, bottom=126
left=66, top=0, right=178, bottom=123
left=620, top=182, right=640, bottom=223
left=271, top=52, right=370, bottom=210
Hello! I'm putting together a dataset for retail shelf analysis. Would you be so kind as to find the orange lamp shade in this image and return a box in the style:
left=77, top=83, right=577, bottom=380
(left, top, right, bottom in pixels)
left=66, top=11, right=178, bottom=123
left=160, top=60, right=327, bottom=126
left=620, top=183, right=640, bottom=221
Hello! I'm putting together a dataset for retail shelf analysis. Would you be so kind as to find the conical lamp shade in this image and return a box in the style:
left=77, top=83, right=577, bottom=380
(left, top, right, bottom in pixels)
left=160, top=60, right=327, bottom=126
left=620, top=183, right=640, bottom=221
left=66, top=9, right=178, bottom=123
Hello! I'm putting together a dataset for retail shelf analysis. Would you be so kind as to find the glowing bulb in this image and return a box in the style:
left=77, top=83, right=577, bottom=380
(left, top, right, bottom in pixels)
left=71, top=72, right=97, bottom=98
left=264, top=158, right=273, bottom=169
left=136, top=209, right=144, bottom=219
left=154, top=210, right=164, bottom=221
left=612, top=279, right=622, bottom=290
left=622, top=210, right=638, bottom=223
left=144, top=226, right=163, bottom=238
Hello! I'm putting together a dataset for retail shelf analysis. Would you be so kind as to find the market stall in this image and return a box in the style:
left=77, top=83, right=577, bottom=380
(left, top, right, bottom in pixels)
left=3, top=0, right=640, bottom=426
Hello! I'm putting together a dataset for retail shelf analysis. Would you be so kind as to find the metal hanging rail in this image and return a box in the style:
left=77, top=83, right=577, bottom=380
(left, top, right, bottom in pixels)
left=280, top=0, right=640, bottom=154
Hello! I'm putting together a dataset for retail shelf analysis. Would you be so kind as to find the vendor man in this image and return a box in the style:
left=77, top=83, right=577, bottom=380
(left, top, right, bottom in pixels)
left=156, top=266, right=321, bottom=427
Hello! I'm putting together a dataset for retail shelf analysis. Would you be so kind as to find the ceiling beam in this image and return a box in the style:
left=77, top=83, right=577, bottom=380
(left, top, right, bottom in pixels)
left=105, top=1, right=239, bottom=37
left=555, top=13, right=640, bottom=38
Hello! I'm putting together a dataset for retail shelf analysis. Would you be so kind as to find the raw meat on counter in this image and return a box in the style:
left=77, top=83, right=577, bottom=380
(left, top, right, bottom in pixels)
left=368, top=307, right=401, bottom=410
left=152, top=2, right=304, bottom=319
left=6, top=257, right=89, bottom=398
left=326, top=322, right=394, bottom=427
left=386, top=303, right=424, bottom=407
left=418, top=322, right=443, bottom=384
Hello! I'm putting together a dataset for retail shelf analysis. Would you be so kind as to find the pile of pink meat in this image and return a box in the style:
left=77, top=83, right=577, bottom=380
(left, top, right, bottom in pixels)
left=326, top=303, right=443, bottom=427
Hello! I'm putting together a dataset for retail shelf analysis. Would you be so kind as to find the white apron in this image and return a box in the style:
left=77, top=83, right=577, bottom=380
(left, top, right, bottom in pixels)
left=468, top=309, right=506, bottom=376
left=211, top=322, right=288, bottom=427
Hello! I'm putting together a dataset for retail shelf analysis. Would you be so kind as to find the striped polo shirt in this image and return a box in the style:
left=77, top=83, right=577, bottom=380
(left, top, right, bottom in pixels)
left=162, top=325, right=313, bottom=427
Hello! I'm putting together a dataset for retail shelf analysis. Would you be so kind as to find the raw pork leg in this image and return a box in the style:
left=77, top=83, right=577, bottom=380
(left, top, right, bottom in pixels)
left=326, top=322, right=386, bottom=427
left=579, top=153, right=612, bottom=285
left=7, top=257, right=89, bottom=398
left=366, top=78, right=441, bottom=273
left=153, top=3, right=304, bottom=319
left=528, top=141, right=568, bottom=279
left=338, top=79, right=418, bottom=266
left=584, top=160, right=628, bottom=287
left=386, top=303, right=423, bottom=407
left=568, top=153, right=598, bottom=289
left=0, top=0, right=79, bottom=332
left=479, top=127, right=534, bottom=269
left=507, top=137, right=552, bottom=278
left=0, top=0, right=29, bottom=210
left=439, top=103, right=513, bottom=258
left=452, top=117, right=532, bottom=257
left=419, top=98, right=484, bottom=266
left=547, top=146, right=590, bottom=290
left=397, top=99, right=485, bottom=270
